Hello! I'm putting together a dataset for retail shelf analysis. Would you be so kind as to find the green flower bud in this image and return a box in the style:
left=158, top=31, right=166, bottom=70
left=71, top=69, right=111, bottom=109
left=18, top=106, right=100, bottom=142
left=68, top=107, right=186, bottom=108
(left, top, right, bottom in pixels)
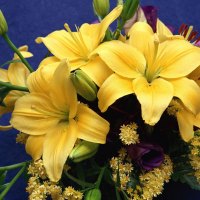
left=70, top=70, right=97, bottom=101
left=93, top=0, right=110, bottom=19
left=121, top=0, right=139, bottom=21
left=0, top=10, right=8, bottom=35
left=85, top=188, right=102, bottom=200
left=69, top=141, right=99, bottom=163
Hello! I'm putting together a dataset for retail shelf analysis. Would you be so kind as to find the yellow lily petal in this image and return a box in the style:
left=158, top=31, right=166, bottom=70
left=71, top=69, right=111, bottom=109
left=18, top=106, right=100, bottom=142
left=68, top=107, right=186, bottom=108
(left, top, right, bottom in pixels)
left=188, top=66, right=200, bottom=87
left=26, top=135, right=45, bottom=160
left=128, top=22, right=154, bottom=56
left=98, top=74, right=133, bottom=112
left=13, top=45, right=33, bottom=59
left=43, top=120, right=78, bottom=182
left=80, top=56, right=112, bottom=86
left=27, top=60, right=59, bottom=93
left=97, top=40, right=146, bottom=78
left=0, top=124, right=12, bottom=131
left=76, top=103, right=109, bottom=144
left=39, top=56, right=60, bottom=67
left=133, top=77, right=173, bottom=125
left=8, top=62, right=30, bottom=86
left=0, top=68, right=8, bottom=82
left=36, top=30, right=79, bottom=60
left=49, top=60, right=77, bottom=119
left=10, top=93, right=60, bottom=135
left=156, top=19, right=183, bottom=42
left=169, top=78, right=200, bottom=114
left=79, top=5, right=122, bottom=50
left=157, top=40, right=200, bottom=78
left=177, top=109, right=195, bottom=142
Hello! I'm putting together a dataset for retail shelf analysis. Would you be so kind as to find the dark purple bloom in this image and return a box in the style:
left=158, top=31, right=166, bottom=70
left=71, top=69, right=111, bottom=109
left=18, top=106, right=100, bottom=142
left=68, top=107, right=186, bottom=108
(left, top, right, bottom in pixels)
left=142, top=6, right=158, bottom=32
left=127, top=142, right=164, bottom=170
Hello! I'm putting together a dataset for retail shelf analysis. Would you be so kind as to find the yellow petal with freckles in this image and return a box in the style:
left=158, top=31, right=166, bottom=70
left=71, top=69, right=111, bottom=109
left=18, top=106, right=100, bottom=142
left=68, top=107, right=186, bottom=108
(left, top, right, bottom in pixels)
left=169, top=78, right=200, bottom=114
left=10, top=93, right=60, bottom=135
left=49, top=60, right=77, bottom=119
left=97, top=41, right=146, bottom=78
left=157, top=40, right=200, bottom=78
left=177, top=109, right=195, bottom=142
left=98, top=74, right=133, bottom=112
left=133, top=77, right=173, bottom=125
left=43, top=120, right=78, bottom=182
left=76, top=103, right=109, bottom=144
left=81, top=56, right=112, bottom=86
left=26, top=135, right=45, bottom=160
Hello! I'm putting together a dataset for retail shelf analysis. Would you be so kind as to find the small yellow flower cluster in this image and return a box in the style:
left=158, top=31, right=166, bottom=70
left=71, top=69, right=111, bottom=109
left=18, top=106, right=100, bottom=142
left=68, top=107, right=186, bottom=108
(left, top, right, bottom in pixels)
left=167, top=100, right=183, bottom=116
left=28, top=159, right=48, bottom=180
left=26, top=160, right=83, bottom=200
left=16, top=132, right=28, bottom=144
left=128, top=155, right=173, bottom=200
left=119, top=122, right=139, bottom=145
left=63, top=186, right=83, bottom=200
left=110, top=148, right=134, bottom=189
left=189, top=133, right=200, bottom=183
left=138, top=155, right=173, bottom=200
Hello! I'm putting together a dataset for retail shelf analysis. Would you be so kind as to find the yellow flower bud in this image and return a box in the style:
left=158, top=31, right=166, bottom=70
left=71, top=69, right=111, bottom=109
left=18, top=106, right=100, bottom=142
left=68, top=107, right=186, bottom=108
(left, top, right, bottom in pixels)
left=93, top=0, right=110, bottom=18
left=0, top=10, right=8, bottom=35
left=69, top=141, right=99, bottom=163
left=70, top=70, right=97, bottom=101
left=85, top=188, right=102, bottom=200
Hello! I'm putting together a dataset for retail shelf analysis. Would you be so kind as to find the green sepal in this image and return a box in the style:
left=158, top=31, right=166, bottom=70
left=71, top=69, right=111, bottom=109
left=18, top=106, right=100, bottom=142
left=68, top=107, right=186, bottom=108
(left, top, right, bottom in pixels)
left=84, top=188, right=102, bottom=200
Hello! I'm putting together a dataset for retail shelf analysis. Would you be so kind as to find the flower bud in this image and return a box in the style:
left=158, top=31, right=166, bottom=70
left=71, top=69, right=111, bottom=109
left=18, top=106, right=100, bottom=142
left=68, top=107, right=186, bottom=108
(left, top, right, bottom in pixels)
left=0, top=10, right=8, bottom=35
left=121, top=0, right=139, bottom=21
left=70, top=70, right=97, bottom=101
left=93, top=0, right=110, bottom=19
left=85, top=188, right=101, bottom=200
left=69, top=141, right=99, bottom=163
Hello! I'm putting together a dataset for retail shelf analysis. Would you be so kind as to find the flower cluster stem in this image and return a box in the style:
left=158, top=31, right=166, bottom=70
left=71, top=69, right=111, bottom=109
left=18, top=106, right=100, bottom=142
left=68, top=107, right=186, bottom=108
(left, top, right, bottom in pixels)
left=0, top=81, right=29, bottom=92
left=0, top=164, right=26, bottom=199
left=2, top=33, right=34, bottom=72
left=95, top=166, right=106, bottom=188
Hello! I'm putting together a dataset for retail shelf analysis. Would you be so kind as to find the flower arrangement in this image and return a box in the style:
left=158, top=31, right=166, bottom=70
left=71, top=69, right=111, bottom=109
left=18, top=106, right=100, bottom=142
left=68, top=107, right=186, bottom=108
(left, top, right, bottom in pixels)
left=0, top=0, right=200, bottom=199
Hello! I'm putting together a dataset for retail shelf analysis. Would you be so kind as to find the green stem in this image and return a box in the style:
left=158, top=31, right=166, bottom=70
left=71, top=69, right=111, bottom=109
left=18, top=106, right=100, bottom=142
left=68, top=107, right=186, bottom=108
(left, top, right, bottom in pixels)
left=0, top=161, right=28, bottom=171
left=95, top=166, right=106, bottom=188
left=64, top=170, right=93, bottom=188
left=2, top=34, right=34, bottom=72
left=0, top=81, right=29, bottom=92
left=0, top=165, right=26, bottom=199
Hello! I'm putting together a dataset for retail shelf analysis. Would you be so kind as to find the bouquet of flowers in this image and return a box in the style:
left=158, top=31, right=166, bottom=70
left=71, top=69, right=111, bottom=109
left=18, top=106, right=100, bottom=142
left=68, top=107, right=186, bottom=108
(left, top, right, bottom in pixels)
left=0, top=0, right=200, bottom=199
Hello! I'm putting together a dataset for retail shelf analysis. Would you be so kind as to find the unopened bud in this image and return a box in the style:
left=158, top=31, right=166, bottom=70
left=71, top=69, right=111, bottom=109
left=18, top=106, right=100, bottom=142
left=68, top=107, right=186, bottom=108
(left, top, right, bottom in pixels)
left=85, top=188, right=101, bottom=200
left=93, top=0, right=110, bottom=19
left=121, top=0, right=139, bottom=21
left=0, top=10, right=8, bottom=35
left=69, top=141, right=99, bottom=163
left=70, top=70, right=97, bottom=101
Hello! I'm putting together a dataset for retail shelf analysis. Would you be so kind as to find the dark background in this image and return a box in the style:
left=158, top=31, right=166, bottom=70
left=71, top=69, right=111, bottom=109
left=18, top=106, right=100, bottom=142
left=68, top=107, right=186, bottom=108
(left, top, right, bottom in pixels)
left=0, top=0, right=200, bottom=199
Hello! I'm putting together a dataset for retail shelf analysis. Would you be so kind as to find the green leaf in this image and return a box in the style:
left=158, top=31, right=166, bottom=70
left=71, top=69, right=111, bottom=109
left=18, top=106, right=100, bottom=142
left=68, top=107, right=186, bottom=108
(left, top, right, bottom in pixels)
left=0, top=59, right=22, bottom=68
left=0, top=183, right=8, bottom=192
left=0, top=85, right=11, bottom=106
left=0, top=171, right=7, bottom=185
left=180, top=174, right=200, bottom=190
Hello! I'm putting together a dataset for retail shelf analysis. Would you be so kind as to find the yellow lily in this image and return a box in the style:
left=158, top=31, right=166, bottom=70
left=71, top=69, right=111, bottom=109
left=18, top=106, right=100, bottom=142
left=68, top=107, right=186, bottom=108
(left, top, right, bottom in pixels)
left=0, top=45, right=32, bottom=130
left=97, top=22, right=200, bottom=126
left=35, top=6, right=122, bottom=86
left=10, top=60, right=109, bottom=182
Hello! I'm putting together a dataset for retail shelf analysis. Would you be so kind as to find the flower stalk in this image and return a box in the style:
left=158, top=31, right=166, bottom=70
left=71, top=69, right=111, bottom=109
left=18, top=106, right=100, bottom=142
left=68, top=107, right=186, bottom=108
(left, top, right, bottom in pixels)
left=2, top=34, right=34, bottom=72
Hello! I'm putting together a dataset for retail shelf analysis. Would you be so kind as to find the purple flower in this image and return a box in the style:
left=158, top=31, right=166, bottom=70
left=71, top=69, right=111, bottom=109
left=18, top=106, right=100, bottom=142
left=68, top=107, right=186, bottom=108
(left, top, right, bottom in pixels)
left=127, top=142, right=164, bottom=170
left=142, top=6, right=158, bottom=32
